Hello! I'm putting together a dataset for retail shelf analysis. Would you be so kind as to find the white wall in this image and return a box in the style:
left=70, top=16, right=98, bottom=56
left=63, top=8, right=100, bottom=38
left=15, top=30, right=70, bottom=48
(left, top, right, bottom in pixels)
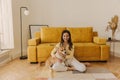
left=28, top=0, right=120, bottom=37
left=12, top=0, right=120, bottom=58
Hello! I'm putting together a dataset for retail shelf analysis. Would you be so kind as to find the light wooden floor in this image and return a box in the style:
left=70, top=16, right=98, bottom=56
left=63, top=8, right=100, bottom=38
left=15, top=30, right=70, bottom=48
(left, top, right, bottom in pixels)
left=0, top=56, right=120, bottom=80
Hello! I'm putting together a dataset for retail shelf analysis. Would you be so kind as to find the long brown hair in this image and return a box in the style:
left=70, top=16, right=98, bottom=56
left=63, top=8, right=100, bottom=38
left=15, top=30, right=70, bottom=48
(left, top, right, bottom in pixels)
left=60, top=30, right=73, bottom=50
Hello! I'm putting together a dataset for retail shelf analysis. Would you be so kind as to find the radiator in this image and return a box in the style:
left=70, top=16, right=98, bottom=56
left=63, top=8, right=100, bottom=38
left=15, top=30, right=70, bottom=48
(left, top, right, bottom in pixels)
left=0, top=50, right=11, bottom=66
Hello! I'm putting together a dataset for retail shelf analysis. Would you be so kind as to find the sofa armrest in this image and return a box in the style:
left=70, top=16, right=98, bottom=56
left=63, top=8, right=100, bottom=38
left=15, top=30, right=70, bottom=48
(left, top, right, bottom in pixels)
left=28, top=38, right=40, bottom=46
left=27, top=46, right=37, bottom=63
left=93, top=37, right=107, bottom=44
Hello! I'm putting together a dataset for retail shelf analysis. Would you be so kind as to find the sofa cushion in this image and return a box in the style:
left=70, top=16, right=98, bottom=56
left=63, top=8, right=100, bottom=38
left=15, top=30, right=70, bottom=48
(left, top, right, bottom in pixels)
left=34, top=32, right=41, bottom=38
left=67, top=27, right=93, bottom=42
left=74, top=43, right=101, bottom=61
left=93, top=37, right=107, bottom=44
left=41, top=27, right=66, bottom=43
left=37, top=43, right=56, bottom=58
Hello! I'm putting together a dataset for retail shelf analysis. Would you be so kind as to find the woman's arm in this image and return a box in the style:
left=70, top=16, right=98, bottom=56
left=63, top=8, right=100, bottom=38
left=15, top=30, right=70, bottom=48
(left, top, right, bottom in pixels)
left=51, top=43, right=60, bottom=58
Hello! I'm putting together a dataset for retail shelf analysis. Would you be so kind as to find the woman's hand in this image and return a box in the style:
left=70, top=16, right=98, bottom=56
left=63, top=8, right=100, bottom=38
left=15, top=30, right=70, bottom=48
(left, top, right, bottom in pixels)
left=52, top=55, right=63, bottom=63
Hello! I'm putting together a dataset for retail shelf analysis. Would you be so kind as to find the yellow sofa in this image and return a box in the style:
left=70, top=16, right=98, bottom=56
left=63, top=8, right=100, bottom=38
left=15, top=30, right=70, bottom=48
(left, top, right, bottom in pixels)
left=27, top=27, right=110, bottom=63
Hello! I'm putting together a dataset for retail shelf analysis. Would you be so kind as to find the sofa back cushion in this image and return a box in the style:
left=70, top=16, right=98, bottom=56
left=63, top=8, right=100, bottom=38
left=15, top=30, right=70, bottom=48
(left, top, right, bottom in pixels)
left=41, top=27, right=66, bottom=43
left=67, top=27, right=93, bottom=42
left=34, top=32, right=41, bottom=38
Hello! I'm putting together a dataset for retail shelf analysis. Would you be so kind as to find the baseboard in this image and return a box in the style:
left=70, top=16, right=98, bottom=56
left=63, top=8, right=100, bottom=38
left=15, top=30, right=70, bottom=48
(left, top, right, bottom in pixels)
left=0, top=57, right=11, bottom=67
left=115, top=52, right=120, bottom=57
left=0, top=50, right=11, bottom=66
left=11, top=51, right=27, bottom=60
left=11, top=51, right=20, bottom=59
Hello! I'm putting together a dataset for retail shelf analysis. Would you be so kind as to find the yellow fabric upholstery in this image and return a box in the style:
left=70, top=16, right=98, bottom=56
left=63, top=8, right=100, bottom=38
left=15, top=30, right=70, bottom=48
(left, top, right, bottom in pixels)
left=28, top=38, right=40, bottom=46
left=37, top=43, right=56, bottom=62
left=100, top=45, right=110, bottom=60
left=93, top=31, right=98, bottom=37
left=27, top=46, right=37, bottom=62
left=34, top=32, right=41, bottom=38
left=67, top=27, right=93, bottom=42
left=74, top=43, right=101, bottom=61
left=41, top=27, right=66, bottom=43
left=93, top=37, right=107, bottom=44
left=27, top=27, right=110, bottom=63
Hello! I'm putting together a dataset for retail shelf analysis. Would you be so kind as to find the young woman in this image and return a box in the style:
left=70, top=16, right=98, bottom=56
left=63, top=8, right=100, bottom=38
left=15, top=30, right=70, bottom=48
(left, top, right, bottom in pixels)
left=50, top=30, right=87, bottom=72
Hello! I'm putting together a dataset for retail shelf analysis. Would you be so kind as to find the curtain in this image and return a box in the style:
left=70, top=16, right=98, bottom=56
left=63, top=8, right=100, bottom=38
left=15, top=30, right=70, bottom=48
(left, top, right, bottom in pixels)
left=0, top=0, right=14, bottom=50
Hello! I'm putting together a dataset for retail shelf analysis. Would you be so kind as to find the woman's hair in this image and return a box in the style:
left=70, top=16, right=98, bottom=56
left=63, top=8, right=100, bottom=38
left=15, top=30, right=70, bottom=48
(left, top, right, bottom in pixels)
left=60, top=30, right=73, bottom=50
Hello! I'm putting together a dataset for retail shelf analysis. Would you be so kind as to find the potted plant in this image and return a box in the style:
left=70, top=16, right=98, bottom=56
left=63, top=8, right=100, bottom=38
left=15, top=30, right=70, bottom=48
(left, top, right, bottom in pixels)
left=106, top=15, right=118, bottom=40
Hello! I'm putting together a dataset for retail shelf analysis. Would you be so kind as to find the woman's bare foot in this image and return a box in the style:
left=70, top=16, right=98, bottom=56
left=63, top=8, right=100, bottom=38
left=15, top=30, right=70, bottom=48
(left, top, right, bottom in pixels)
left=67, top=66, right=75, bottom=71
left=84, top=62, right=91, bottom=67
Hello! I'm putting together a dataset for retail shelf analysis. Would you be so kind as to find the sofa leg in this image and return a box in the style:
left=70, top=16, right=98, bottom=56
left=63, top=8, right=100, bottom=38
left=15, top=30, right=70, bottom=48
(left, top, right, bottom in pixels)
left=39, top=62, right=45, bottom=66
left=101, top=61, right=107, bottom=62
left=30, top=62, right=38, bottom=64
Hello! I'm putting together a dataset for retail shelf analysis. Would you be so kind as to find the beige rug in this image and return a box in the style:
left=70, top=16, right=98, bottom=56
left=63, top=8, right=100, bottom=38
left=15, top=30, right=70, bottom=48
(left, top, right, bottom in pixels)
left=73, top=67, right=111, bottom=73
left=37, top=67, right=118, bottom=80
